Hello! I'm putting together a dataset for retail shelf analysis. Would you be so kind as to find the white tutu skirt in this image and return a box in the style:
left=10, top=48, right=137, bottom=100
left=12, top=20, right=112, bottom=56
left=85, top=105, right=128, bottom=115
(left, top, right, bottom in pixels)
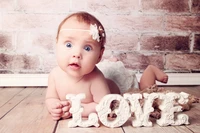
left=96, top=60, right=139, bottom=94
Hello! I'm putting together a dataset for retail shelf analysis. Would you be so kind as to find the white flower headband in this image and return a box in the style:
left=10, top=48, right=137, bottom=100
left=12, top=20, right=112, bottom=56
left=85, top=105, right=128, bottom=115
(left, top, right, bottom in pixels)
left=60, top=24, right=105, bottom=42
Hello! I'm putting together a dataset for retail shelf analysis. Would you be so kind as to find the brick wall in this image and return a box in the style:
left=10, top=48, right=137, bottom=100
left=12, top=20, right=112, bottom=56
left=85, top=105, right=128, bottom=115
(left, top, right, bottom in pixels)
left=0, top=0, right=200, bottom=74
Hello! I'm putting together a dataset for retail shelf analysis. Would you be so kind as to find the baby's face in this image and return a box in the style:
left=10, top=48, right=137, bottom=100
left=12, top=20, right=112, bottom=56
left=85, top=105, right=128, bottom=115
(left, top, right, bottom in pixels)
left=56, top=17, right=103, bottom=77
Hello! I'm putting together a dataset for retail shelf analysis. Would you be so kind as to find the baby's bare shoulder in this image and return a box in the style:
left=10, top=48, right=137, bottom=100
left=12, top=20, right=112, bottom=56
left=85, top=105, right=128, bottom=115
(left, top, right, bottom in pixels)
left=48, top=67, right=66, bottom=83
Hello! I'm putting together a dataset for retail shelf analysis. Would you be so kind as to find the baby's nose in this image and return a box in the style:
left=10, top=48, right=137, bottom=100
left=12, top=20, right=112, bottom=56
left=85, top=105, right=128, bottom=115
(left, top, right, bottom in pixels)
left=73, top=54, right=81, bottom=58
left=72, top=51, right=81, bottom=59
left=72, top=47, right=82, bottom=59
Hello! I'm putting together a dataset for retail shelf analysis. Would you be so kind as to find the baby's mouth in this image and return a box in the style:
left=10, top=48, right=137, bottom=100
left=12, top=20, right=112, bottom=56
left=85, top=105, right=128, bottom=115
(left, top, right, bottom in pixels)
left=69, top=63, right=80, bottom=70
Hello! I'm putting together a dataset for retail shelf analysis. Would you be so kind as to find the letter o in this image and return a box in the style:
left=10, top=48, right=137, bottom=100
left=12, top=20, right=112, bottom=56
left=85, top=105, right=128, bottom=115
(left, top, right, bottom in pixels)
left=96, top=94, right=130, bottom=128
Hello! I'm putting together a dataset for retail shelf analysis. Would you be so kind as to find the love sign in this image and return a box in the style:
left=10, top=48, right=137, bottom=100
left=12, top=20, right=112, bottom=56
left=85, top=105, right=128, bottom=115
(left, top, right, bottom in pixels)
left=66, top=92, right=190, bottom=128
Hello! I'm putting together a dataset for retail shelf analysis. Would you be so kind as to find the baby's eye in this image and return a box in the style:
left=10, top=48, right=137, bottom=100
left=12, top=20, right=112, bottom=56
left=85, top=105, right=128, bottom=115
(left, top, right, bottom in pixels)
left=84, top=45, right=92, bottom=51
left=65, top=42, right=72, bottom=48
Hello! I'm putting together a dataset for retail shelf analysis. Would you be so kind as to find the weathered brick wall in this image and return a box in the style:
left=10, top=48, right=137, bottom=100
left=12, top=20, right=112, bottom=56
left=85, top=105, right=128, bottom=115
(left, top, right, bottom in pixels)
left=0, top=0, right=200, bottom=74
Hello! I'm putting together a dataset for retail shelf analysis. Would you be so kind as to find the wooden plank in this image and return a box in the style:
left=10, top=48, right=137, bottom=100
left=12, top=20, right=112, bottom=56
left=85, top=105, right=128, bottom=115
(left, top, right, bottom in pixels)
left=0, top=86, right=199, bottom=133
left=0, top=87, right=24, bottom=107
left=184, top=105, right=200, bottom=133
left=56, top=119, right=124, bottom=133
left=0, top=87, right=34, bottom=119
left=0, top=87, right=56, bottom=133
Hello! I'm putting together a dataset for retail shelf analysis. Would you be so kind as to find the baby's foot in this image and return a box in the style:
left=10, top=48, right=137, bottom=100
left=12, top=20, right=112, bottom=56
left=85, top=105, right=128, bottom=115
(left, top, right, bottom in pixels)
left=151, top=65, right=168, bottom=84
left=162, top=75, right=168, bottom=83
left=156, top=73, right=168, bottom=84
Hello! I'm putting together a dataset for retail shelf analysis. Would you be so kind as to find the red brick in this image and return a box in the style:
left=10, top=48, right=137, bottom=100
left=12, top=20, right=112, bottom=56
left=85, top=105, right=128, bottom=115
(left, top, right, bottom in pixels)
left=165, top=15, right=200, bottom=32
left=106, top=15, right=164, bottom=32
left=15, top=32, right=30, bottom=53
left=2, top=14, right=58, bottom=30
left=106, top=32, right=139, bottom=51
left=42, top=54, right=57, bottom=73
left=191, top=0, right=200, bottom=13
left=140, top=35, right=189, bottom=51
left=17, top=0, right=70, bottom=13
left=142, top=0, right=189, bottom=12
left=0, top=53, right=40, bottom=70
left=111, top=52, right=165, bottom=70
left=194, top=34, right=200, bottom=51
left=31, top=32, right=55, bottom=51
left=1, top=0, right=200, bottom=74
left=56, top=14, right=71, bottom=28
left=0, top=0, right=15, bottom=11
left=0, top=32, right=13, bottom=50
left=0, top=14, right=2, bottom=30
left=166, top=54, right=200, bottom=70
left=70, top=0, right=87, bottom=11
left=0, top=70, right=13, bottom=74
left=87, top=0, right=139, bottom=14
left=16, top=32, right=55, bottom=55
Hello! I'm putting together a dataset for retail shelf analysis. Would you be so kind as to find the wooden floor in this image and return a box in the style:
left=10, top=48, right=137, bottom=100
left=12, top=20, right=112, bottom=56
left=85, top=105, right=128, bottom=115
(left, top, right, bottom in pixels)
left=0, top=86, right=200, bottom=133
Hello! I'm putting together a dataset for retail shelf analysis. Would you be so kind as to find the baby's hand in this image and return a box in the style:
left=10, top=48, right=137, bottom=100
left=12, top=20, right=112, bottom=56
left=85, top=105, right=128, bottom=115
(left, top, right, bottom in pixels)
left=50, top=102, right=63, bottom=121
left=60, top=101, right=72, bottom=119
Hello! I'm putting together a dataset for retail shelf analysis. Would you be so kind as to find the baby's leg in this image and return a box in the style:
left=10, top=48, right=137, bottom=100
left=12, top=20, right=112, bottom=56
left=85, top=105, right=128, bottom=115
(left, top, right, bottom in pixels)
left=139, top=65, right=168, bottom=90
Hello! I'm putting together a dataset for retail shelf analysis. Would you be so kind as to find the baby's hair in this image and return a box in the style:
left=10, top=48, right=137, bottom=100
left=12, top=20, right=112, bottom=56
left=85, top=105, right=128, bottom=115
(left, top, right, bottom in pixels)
left=56, top=11, right=106, bottom=47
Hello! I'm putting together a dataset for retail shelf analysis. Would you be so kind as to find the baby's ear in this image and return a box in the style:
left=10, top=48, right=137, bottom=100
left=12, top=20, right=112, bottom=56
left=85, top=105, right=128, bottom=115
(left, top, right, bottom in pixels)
left=97, top=47, right=104, bottom=63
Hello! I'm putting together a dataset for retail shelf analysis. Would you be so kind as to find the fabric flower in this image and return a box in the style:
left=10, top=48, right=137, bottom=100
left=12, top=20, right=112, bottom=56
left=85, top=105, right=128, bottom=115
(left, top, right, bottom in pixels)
left=90, top=24, right=100, bottom=42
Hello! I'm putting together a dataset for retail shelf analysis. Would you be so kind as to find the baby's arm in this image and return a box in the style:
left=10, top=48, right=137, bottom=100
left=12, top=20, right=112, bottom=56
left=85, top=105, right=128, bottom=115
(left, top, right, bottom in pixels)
left=81, top=102, right=98, bottom=117
left=45, top=98, right=62, bottom=120
left=46, top=70, right=71, bottom=120
left=81, top=71, right=110, bottom=117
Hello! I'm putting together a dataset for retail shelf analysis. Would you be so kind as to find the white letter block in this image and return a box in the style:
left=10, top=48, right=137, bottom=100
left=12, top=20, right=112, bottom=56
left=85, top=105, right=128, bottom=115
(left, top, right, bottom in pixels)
left=66, top=94, right=99, bottom=127
left=156, top=92, right=190, bottom=126
left=124, top=93, right=159, bottom=127
left=96, top=94, right=130, bottom=128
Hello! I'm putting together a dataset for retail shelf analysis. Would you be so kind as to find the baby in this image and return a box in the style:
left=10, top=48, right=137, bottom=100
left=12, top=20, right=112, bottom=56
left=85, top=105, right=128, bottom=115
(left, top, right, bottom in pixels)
left=45, top=11, right=168, bottom=121
left=45, top=11, right=120, bottom=120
